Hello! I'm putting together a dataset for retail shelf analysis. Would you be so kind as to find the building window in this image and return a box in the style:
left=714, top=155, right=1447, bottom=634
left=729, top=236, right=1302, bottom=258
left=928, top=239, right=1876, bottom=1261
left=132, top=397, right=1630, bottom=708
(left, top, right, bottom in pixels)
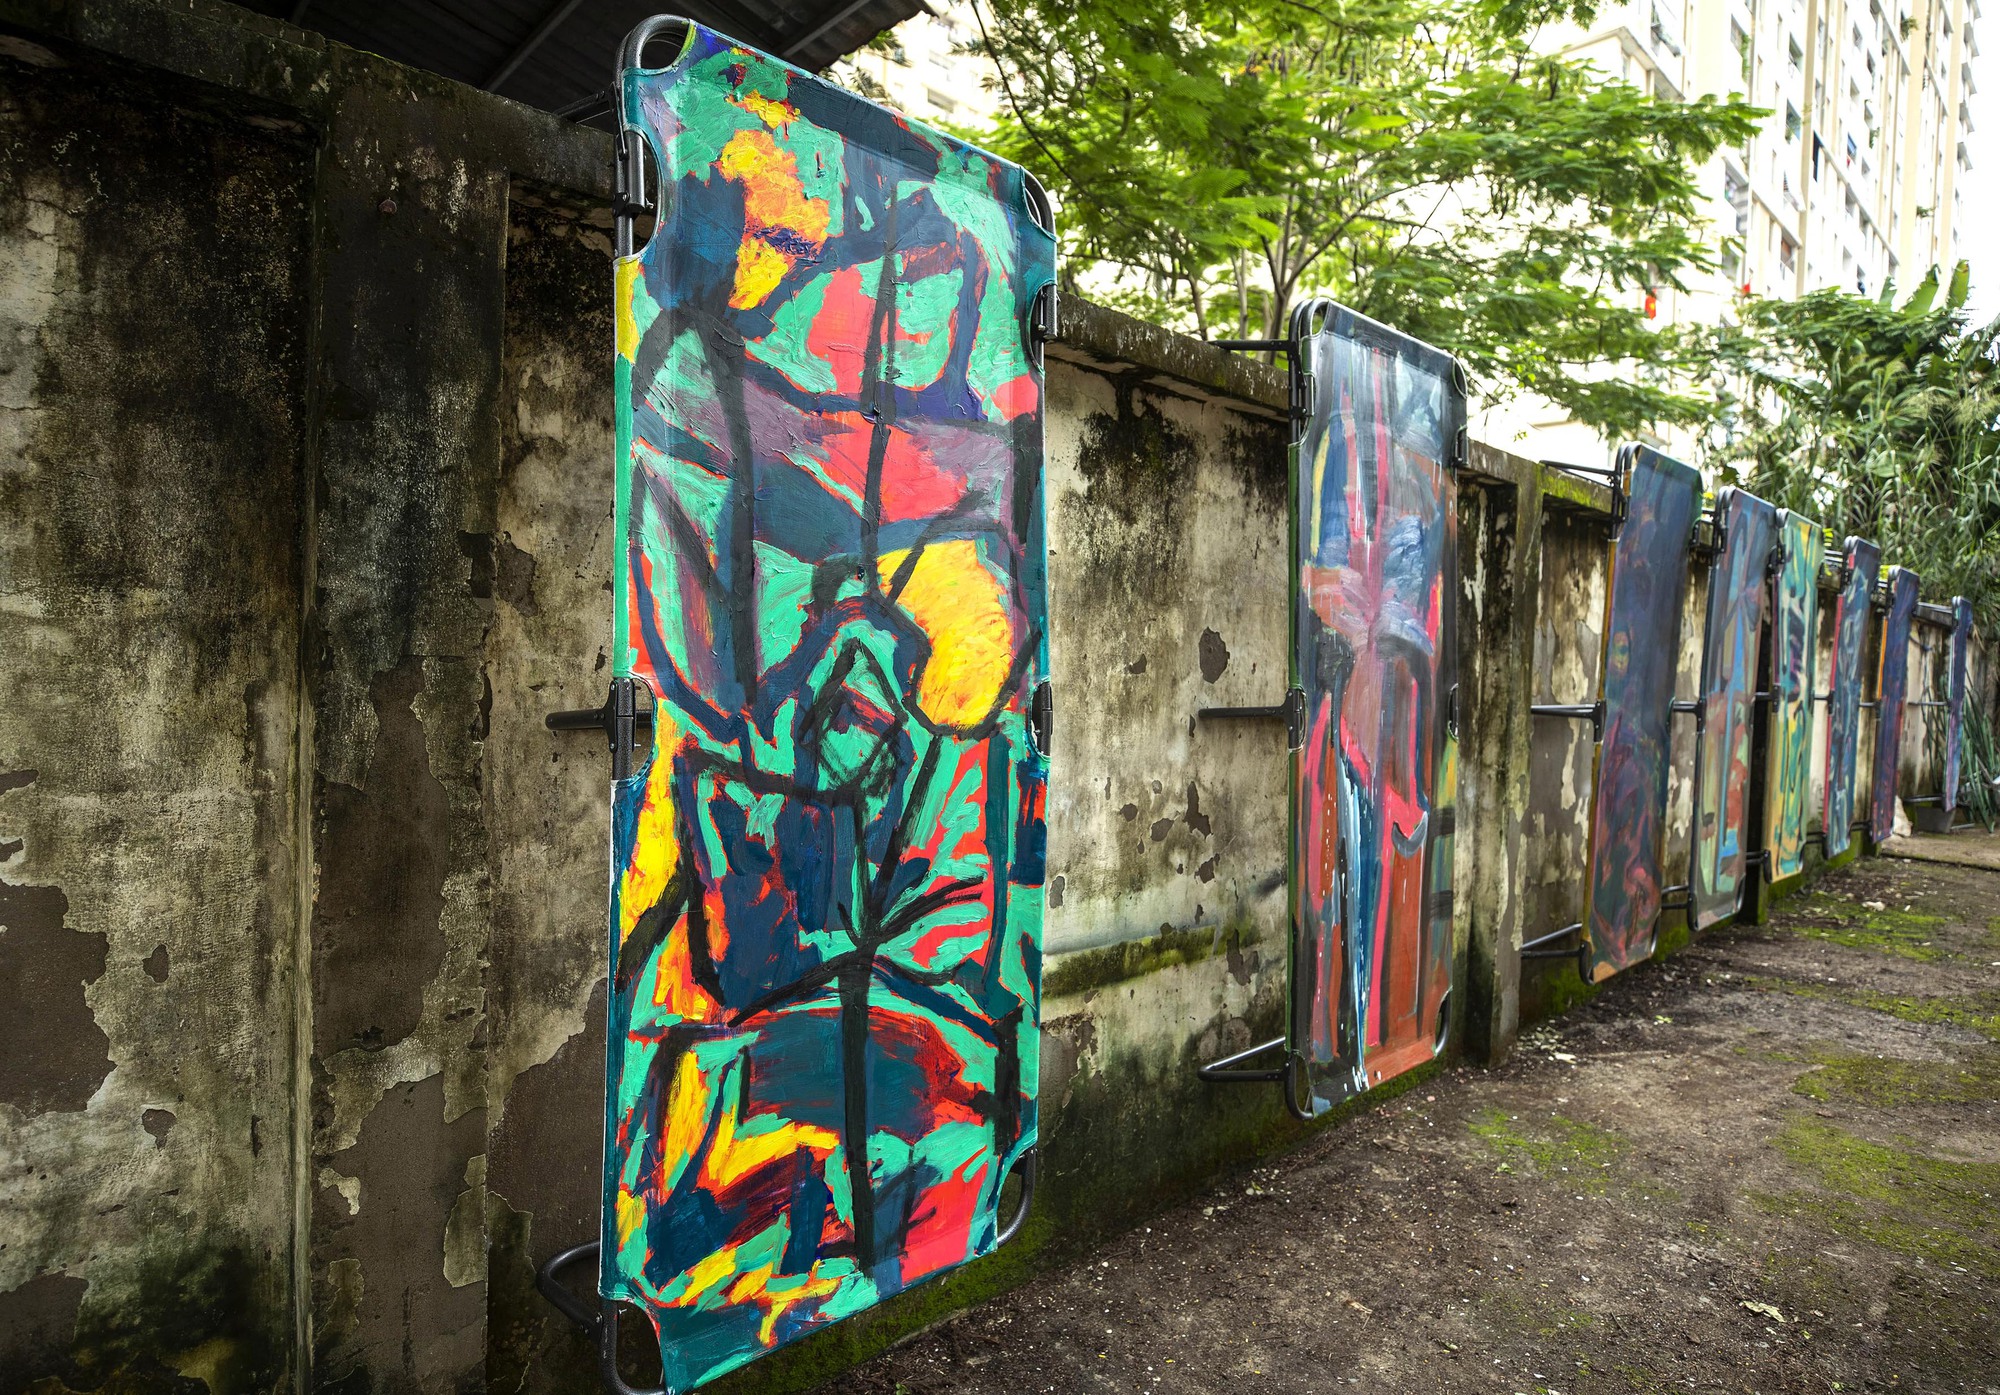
left=1786, top=103, right=1803, bottom=140
left=1789, top=36, right=1804, bottom=70
left=1725, top=166, right=1751, bottom=233
left=1650, top=5, right=1683, bottom=56
left=1780, top=235, right=1798, bottom=275
left=1731, top=20, right=1752, bottom=81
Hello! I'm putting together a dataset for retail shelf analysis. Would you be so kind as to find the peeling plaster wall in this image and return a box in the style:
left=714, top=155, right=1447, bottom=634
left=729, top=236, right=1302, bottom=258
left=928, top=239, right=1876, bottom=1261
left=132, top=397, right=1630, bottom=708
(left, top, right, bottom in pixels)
left=1898, top=623, right=1996, bottom=830
left=1040, top=362, right=1290, bottom=959
left=0, top=46, right=312, bottom=1395
left=479, top=188, right=621, bottom=1395
left=1524, top=508, right=1608, bottom=979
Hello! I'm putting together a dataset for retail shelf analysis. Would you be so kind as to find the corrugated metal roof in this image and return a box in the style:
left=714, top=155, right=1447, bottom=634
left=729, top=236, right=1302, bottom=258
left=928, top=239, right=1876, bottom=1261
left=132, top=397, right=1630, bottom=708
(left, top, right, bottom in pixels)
left=233, top=0, right=927, bottom=119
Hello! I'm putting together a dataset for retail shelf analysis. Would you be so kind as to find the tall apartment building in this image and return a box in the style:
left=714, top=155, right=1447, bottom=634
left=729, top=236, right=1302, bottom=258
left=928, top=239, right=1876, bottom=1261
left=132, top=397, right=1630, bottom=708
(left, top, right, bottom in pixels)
left=1552, top=0, right=1972, bottom=302
left=829, top=0, right=1001, bottom=131
left=1473, top=0, right=1978, bottom=461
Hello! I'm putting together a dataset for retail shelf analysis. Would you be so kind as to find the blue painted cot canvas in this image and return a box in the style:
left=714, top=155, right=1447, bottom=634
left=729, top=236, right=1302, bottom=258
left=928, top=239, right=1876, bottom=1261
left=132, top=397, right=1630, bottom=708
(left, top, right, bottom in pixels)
left=1765, top=511, right=1823, bottom=879
left=1583, top=445, right=1699, bottom=981
left=1290, top=300, right=1461, bottom=1116
left=1944, top=596, right=1972, bottom=810
left=1868, top=567, right=1920, bottom=843
left=1821, top=537, right=1880, bottom=860
left=603, top=21, right=1055, bottom=1391
left=1689, top=487, right=1775, bottom=929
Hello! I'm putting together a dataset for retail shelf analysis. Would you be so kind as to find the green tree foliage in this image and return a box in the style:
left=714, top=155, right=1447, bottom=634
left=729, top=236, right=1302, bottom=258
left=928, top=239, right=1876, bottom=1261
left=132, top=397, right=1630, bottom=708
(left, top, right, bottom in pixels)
left=1716, top=265, right=2000, bottom=821
left=1716, top=263, right=2000, bottom=618
left=967, top=0, right=1761, bottom=432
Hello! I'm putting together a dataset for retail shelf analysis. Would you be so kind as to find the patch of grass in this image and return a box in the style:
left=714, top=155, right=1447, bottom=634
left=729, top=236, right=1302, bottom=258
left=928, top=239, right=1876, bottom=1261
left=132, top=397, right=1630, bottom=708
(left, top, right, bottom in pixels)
left=1751, top=1118, right=2000, bottom=1279
left=1469, top=1109, right=1623, bottom=1192
left=1791, top=1048, right=2000, bottom=1107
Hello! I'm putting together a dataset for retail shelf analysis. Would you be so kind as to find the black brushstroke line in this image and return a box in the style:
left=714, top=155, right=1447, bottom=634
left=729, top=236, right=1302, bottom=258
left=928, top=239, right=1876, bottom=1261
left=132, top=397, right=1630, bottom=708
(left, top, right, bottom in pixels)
left=718, top=340, right=763, bottom=707
left=838, top=934, right=878, bottom=1263
left=856, top=193, right=902, bottom=578
left=979, top=730, right=1012, bottom=1001
left=864, top=736, right=943, bottom=928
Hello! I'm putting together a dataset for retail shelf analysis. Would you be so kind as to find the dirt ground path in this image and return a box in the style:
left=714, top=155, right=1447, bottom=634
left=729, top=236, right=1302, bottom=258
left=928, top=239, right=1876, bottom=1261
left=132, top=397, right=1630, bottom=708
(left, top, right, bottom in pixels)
left=842, top=858, right=2000, bottom=1395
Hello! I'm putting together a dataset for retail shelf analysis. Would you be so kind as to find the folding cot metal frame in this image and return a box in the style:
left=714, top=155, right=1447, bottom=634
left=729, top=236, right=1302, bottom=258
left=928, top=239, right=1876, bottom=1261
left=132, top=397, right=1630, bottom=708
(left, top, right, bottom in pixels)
left=1195, top=299, right=1466, bottom=1120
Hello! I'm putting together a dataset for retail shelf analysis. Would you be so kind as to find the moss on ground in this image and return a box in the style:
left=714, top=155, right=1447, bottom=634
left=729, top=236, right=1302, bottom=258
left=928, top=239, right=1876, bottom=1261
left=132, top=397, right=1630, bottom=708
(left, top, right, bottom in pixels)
left=1469, top=1109, right=1623, bottom=1192
left=1791, top=1047, right=2000, bottom=1107
left=1772, top=893, right=1950, bottom=960
left=1752, top=1118, right=2000, bottom=1279
left=1746, top=975, right=2000, bottom=1042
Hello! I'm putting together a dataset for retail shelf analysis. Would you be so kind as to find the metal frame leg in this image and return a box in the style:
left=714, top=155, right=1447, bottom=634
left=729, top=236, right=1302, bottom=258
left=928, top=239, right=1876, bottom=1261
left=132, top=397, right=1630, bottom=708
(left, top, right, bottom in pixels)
left=535, top=1241, right=667, bottom=1395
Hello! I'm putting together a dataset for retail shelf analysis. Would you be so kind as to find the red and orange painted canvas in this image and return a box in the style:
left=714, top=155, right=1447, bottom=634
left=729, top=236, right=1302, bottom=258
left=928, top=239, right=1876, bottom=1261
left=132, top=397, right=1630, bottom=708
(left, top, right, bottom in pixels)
left=1290, top=300, right=1461, bottom=1115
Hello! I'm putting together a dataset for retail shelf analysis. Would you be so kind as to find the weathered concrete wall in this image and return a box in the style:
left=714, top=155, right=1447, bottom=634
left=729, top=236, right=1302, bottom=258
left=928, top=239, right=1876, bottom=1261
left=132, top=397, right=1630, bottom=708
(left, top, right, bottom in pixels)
left=2, top=4, right=1992, bottom=1394
left=1520, top=497, right=1607, bottom=1018
left=0, top=41, right=313, bottom=1393
left=0, top=5, right=603, bottom=1394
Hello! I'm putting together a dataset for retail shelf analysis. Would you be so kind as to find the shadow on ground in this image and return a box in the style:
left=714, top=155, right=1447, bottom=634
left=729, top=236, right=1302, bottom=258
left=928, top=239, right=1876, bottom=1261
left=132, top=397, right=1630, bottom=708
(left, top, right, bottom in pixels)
left=838, top=857, right=2000, bottom=1395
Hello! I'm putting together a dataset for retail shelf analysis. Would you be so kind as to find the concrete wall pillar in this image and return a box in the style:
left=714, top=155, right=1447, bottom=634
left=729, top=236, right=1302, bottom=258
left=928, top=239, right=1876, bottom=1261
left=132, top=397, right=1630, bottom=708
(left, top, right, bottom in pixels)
left=1452, top=446, right=1546, bottom=1064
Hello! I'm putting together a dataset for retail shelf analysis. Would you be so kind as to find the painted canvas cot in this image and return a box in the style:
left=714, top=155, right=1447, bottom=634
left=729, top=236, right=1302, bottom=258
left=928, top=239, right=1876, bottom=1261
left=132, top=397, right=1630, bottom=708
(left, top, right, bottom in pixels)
left=1689, top=487, right=1775, bottom=929
left=604, top=23, right=1055, bottom=1392
left=1869, top=567, right=1920, bottom=843
left=1582, top=445, right=1699, bottom=981
left=1821, top=537, right=1880, bottom=860
left=1290, top=300, right=1461, bottom=1117
left=1944, top=596, right=1972, bottom=810
left=1765, top=511, right=1822, bottom=879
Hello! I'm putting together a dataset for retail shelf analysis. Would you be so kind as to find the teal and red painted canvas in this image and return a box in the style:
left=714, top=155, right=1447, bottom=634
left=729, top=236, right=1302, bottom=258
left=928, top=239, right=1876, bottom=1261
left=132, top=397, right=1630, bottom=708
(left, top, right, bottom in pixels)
left=1689, top=487, right=1774, bottom=929
left=1944, top=596, right=1972, bottom=810
left=1869, top=567, right=1920, bottom=843
left=1822, top=537, right=1880, bottom=859
left=1583, top=445, right=1698, bottom=980
left=1765, top=511, right=1822, bottom=879
left=1291, top=301, right=1460, bottom=1115
left=603, top=23, right=1054, bottom=1391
